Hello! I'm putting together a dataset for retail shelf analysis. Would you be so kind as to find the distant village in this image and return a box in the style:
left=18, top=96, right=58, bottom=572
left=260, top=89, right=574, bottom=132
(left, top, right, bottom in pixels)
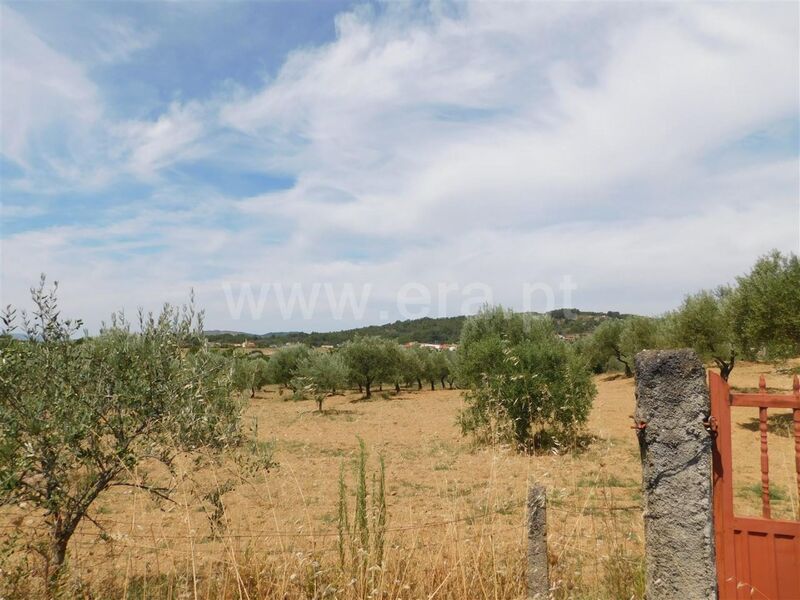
left=225, top=340, right=459, bottom=353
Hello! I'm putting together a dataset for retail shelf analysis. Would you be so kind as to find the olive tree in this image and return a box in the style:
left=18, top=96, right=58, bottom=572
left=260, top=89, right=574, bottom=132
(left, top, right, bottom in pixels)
left=457, top=305, right=520, bottom=387
left=231, top=355, right=272, bottom=397
left=589, top=316, right=664, bottom=377
left=619, top=316, right=661, bottom=363
left=383, top=345, right=426, bottom=392
left=443, top=351, right=459, bottom=389
left=0, top=278, right=243, bottom=585
left=457, top=307, right=596, bottom=450
left=415, top=346, right=440, bottom=390
left=250, top=357, right=271, bottom=396
left=292, top=351, right=349, bottom=411
left=341, top=336, right=394, bottom=399
left=383, top=343, right=406, bottom=393
left=267, top=344, right=310, bottom=390
left=432, top=350, right=453, bottom=390
left=231, top=356, right=256, bottom=396
left=403, top=346, right=427, bottom=390
left=588, top=319, right=631, bottom=376
left=729, top=250, right=800, bottom=360
left=414, top=347, right=451, bottom=391
left=669, top=288, right=737, bottom=379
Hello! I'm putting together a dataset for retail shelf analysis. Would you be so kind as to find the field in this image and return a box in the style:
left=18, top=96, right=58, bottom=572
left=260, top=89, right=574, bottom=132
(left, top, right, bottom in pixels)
left=4, top=360, right=800, bottom=599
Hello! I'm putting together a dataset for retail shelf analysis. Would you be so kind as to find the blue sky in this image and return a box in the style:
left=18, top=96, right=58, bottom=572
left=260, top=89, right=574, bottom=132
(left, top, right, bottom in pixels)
left=1, top=1, right=798, bottom=333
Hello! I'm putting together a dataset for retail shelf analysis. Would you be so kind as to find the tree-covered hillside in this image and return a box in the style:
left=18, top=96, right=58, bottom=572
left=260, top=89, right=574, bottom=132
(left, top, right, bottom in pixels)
left=205, top=309, right=630, bottom=347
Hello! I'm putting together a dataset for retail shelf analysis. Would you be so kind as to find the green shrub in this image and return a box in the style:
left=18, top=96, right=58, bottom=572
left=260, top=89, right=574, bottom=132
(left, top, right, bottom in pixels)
left=457, top=307, right=595, bottom=451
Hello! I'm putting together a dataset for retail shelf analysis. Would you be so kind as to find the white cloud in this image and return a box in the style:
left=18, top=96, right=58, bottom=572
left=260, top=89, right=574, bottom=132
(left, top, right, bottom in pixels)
left=116, top=101, right=210, bottom=179
left=84, top=16, right=156, bottom=65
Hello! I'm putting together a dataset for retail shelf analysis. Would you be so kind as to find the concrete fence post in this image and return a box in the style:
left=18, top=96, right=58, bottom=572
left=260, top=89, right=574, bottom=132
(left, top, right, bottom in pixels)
left=527, top=483, right=549, bottom=599
left=634, top=349, right=716, bottom=600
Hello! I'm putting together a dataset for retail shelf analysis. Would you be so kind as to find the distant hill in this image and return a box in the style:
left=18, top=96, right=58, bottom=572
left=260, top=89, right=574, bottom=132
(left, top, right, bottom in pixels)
left=204, top=309, right=632, bottom=347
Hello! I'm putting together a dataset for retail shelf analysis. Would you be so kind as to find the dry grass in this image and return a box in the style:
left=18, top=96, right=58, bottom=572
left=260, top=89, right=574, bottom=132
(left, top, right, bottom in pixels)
left=2, top=359, right=798, bottom=599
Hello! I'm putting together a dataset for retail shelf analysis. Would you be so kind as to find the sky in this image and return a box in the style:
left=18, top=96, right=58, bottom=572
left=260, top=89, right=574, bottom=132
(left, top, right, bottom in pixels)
left=1, top=1, right=798, bottom=334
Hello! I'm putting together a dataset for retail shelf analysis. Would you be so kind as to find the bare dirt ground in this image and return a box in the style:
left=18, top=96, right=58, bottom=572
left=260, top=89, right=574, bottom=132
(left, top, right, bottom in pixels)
left=6, top=359, right=799, bottom=596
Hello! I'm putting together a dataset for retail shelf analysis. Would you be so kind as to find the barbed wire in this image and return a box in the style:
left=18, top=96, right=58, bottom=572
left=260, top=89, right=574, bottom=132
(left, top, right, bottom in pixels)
left=53, top=524, right=535, bottom=576
left=0, top=498, right=643, bottom=542
left=0, top=517, right=522, bottom=541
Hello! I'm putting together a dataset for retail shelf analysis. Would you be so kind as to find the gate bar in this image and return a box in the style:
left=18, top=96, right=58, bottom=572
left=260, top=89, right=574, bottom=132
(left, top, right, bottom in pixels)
left=759, top=375, right=770, bottom=518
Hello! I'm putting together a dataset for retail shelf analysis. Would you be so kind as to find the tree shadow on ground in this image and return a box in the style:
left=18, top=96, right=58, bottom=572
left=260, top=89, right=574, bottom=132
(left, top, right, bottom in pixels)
left=600, top=373, right=629, bottom=382
left=296, top=407, right=358, bottom=417
left=739, top=413, right=794, bottom=437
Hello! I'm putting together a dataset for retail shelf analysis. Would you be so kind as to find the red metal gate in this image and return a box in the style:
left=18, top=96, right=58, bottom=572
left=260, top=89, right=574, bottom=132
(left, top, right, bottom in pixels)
left=710, top=371, right=800, bottom=599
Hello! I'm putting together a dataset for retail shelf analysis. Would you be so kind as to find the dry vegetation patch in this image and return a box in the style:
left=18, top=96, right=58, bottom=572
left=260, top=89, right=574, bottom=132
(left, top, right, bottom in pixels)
left=4, top=361, right=799, bottom=599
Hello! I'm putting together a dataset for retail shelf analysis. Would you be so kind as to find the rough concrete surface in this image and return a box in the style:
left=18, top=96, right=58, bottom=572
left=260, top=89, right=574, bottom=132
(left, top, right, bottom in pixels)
left=634, top=349, right=716, bottom=600
left=527, top=483, right=549, bottom=599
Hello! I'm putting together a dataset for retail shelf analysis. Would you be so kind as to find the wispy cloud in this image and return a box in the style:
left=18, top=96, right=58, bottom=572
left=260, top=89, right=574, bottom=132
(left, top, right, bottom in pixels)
left=0, top=5, right=100, bottom=170
left=116, top=101, right=211, bottom=179
left=84, top=16, right=156, bottom=65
